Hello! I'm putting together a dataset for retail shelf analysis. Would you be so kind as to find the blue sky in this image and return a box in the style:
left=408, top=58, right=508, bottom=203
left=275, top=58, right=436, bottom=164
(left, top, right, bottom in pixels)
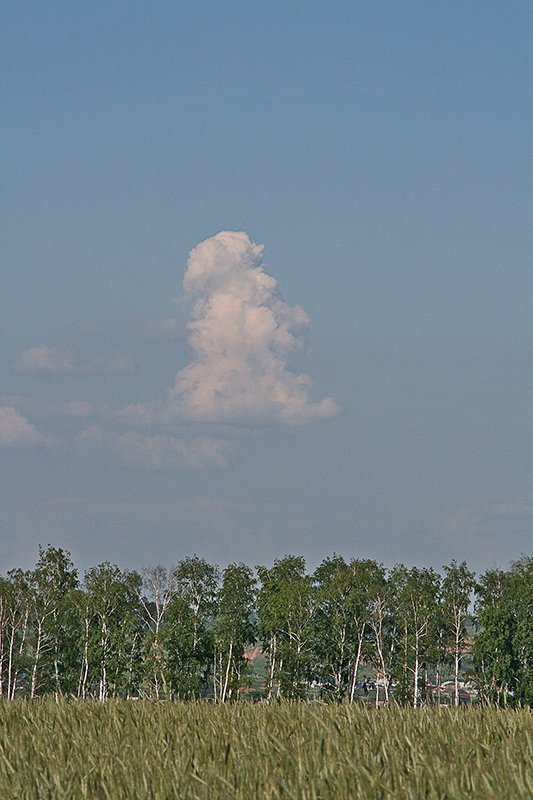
left=1, top=1, right=532, bottom=575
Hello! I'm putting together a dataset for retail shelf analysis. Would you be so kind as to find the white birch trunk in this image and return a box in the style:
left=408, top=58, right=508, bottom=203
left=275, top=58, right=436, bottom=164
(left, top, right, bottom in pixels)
left=454, top=627, right=460, bottom=707
left=267, top=635, right=276, bottom=700
left=78, top=614, right=90, bottom=699
left=7, top=616, right=16, bottom=700
left=31, top=619, right=43, bottom=698
left=349, top=628, right=364, bottom=703
left=222, top=640, right=233, bottom=702
left=11, top=608, right=28, bottom=700
left=413, top=649, right=419, bottom=708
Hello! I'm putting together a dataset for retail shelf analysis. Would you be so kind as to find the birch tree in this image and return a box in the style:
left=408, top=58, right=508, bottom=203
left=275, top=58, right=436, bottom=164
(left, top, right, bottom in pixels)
left=70, top=586, right=92, bottom=699
left=137, top=565, right=177, bottom=698
left=392, top=565, right=440, bottom=707
left=366, top=564, right=394, bottom=705
left=28, top=546, right=78, bottom=698
left=214, top=563, right=256, bottom=701
left=257, top=556, right=314, bottom=699
left=312, top=557, right=382, bottom=701
left=173, top=556, right=218, bottom=651
left=510, top=556, right=533, bottom=706
left=84, top=563, right=141, bottom=700
left=0, top=569, right=29, bottom=699
left=473, top=557, right=533, bottom=706
left=164, top=556, right=219, bottom=699
left=441, top=559, right=475, bottom=706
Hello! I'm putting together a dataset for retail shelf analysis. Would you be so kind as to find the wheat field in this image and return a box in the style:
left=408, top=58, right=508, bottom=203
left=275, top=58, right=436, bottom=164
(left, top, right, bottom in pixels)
left=0, top=700, right=532, bottom=799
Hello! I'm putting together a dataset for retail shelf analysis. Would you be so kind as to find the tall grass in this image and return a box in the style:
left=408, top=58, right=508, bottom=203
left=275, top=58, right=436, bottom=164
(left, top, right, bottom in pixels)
left=1, top=700, right=532, bottom=799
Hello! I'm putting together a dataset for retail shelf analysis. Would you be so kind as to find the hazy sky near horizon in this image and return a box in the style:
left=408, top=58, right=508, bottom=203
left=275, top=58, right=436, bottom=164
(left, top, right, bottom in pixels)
left=1, top=1, right=532, bottom=576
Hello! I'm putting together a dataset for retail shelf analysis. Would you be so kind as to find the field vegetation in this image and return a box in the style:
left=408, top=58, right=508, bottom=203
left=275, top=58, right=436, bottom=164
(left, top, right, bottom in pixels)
left=1, top=550, right=531, bottom=798
left=1, top=699, right=532, bottom=799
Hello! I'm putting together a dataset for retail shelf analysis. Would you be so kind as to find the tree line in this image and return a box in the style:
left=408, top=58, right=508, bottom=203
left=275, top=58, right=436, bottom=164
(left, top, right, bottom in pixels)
left=0, top=547, right=531, bottom=706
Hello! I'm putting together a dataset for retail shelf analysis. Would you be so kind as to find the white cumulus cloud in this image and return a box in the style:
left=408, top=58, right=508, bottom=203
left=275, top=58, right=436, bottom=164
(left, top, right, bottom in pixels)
left=62, top=400, right=96, bottom=417
left=0, top=407, right=56, bottom=447
left=78, top=426, right=231, bottom=470
left=168, top=231, right=338, bottom=424
left=115, top=432, right=232, bottom=470
left=15, top=346, right=135, bottom=376
left=15, top=346, right=77, bottom=374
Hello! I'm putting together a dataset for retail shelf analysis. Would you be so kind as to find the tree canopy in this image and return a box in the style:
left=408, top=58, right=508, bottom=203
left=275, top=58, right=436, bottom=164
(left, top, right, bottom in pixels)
left=1, top=546, right=531, bottom=706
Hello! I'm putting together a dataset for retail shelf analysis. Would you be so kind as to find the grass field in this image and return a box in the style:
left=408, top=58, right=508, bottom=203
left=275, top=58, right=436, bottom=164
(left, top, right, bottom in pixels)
left=1, top=700, right=532, bottom=799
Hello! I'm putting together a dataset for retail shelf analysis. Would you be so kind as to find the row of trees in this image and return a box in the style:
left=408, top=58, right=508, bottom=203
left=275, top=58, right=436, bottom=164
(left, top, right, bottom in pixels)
left=0, top=547, right=531, bottom=706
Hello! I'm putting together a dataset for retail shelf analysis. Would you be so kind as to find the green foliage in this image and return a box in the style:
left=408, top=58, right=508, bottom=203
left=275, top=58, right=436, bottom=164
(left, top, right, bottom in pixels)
left=1, top=547, right=532, bottom=706
left=390, top=565, right=441, bottom=706
left=162, top=595, right=206, bottom=698
left=441, top=560, right=476, bottom=706
left=257, top=556, right=314, bottom=699
left=0, top=568, right=30, bottom=699
left=312, top=557, right=385, bottom=700
left=1, top=700, right=532, bottom=799
left=83, top=562, right=142, bottom=700
left=27, top=545, right=79, bottom=697
left=474, top=556, right=533, bottom=706
left=214, top=562, right=256, bottom=701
